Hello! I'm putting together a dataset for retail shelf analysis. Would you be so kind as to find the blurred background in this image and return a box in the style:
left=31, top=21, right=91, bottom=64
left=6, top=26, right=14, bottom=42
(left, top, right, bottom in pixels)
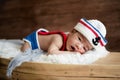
left=0, top=0, right=120, bottom=52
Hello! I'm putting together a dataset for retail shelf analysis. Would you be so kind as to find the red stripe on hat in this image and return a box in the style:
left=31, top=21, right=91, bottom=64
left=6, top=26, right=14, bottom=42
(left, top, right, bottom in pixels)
left=80, top=20, right=104, bottom=46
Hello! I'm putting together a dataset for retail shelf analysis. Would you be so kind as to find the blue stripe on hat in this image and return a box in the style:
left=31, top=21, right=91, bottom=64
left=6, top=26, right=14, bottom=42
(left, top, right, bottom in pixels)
left=81, top=18, right=107, bottom=46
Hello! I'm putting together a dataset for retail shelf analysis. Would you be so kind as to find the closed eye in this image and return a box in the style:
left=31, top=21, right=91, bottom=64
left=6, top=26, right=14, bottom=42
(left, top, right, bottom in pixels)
left=78, top=37, right=81, bottom=41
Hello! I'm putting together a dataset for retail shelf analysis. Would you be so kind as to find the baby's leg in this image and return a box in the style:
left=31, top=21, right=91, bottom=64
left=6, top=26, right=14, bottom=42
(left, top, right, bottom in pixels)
left=21, top=42, right=30, bottom=52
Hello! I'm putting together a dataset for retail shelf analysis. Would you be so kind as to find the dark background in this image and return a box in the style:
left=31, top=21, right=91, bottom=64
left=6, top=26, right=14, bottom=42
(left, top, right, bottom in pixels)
left=0, top=0, right=120, bottom=52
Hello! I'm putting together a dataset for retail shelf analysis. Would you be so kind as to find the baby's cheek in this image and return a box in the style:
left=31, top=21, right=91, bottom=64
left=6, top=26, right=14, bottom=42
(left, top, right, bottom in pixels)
left=67, top=40, right=72, bottom=44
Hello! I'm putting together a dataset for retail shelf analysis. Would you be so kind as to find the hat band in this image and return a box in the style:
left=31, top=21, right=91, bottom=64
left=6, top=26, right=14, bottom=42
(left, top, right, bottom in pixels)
left=79, top=18, right=107, bottom=46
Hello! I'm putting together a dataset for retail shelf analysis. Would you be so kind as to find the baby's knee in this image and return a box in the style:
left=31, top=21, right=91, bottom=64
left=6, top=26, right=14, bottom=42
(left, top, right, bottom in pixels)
left=21, top=42, right=30, bottom=52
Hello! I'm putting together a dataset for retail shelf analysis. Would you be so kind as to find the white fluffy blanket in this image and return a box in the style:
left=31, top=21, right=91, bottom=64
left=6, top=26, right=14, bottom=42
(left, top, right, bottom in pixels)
left=0, top=39, right=109, bottom=65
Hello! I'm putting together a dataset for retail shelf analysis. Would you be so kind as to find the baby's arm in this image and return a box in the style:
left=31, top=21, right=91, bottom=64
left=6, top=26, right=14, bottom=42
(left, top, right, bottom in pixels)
left=47, top=37, right=77, bottom=55
left=48, top=44, right=77, bottom=54
left=21, top=42, right=30, bottom=52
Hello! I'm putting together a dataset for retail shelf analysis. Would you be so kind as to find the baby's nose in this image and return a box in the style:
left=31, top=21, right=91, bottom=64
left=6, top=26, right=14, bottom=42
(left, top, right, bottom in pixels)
left=75, top=44, right=85, bottom=54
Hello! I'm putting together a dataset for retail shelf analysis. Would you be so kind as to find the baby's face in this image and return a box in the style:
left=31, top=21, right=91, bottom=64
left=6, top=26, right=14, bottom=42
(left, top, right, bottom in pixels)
left=66, top=30, right=93, bottom=54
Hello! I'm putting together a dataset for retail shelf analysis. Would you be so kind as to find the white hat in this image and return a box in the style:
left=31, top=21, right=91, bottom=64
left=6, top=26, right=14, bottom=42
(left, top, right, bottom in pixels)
left=74, top=18, right=108, bottom=49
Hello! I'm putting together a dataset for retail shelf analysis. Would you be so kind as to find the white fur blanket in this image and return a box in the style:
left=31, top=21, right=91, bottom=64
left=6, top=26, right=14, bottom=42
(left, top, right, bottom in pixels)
left=0, top=39, right=109, bottom=65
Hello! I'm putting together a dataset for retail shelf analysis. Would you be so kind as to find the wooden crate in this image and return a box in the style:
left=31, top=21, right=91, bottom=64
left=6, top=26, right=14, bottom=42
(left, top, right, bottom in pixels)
left=0, top=52, right=120, bottom=80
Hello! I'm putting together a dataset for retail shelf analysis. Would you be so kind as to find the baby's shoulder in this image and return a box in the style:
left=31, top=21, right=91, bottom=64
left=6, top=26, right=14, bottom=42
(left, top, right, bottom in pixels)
left=52, top=34, right=63, bottom=41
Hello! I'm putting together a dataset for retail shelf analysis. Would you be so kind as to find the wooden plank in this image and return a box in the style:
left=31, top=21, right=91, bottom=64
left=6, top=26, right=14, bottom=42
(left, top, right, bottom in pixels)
left=0, top=68, right=119, bottom=80
left=94, top=52, right=120, bottom=65
left=12, top=71, right=120, bottom=80
left=0, top=69, right=9, bottom=80
left=89, top=65, right=120, bottom=77
left=0, top=52, right=120, bottom=80
left=13, top=52, right=120, bottom=77
left=16, top=63, right=91, bottom=76
left=14, top=63, right=120, bottom=78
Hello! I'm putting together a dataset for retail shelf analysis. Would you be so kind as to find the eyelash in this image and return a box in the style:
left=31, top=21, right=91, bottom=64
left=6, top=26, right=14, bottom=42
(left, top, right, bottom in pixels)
left=78, top=37, right=81, bottom=41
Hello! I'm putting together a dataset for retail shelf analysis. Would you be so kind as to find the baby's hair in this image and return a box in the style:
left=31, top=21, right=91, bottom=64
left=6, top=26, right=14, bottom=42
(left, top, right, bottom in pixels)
left=72, top=29, right=83, bottom=36
left=71, top=29, right=78, bottom=33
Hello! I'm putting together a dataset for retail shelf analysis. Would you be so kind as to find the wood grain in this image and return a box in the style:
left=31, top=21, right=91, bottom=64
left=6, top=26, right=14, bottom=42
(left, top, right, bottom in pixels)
left=0, top=52, right=120, bottom=80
